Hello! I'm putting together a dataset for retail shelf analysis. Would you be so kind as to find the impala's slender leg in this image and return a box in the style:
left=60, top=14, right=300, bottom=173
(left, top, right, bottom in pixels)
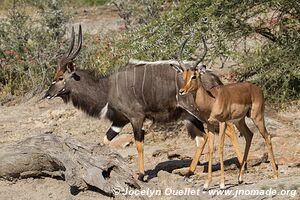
left=186, top=132, right=208, bottom=177
left=219, top=122, right=226, bottom=189
left=224, top=122, right=243, bottom=165
left=252, top=117, right=278, bottom=178
left=235, top=119, right=253, bottom=184
left=204, top=124, right=215, bottom=189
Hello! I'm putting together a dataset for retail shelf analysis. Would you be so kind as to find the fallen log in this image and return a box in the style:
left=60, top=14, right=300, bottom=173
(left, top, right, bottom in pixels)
left=0, top=133, right=139, bottom=196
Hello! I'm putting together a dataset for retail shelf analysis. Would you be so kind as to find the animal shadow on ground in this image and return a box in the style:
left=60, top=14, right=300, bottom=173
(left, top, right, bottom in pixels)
left=145, top=157, right=240, bottom=181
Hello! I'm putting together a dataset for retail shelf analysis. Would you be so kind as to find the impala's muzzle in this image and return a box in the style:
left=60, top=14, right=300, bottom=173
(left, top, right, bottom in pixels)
left=179, top=89, right=187, bottom=96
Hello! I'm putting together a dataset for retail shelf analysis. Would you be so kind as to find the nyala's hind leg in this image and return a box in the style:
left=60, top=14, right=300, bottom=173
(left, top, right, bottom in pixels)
left=184, top=118, right=207, bottom=179
left=184, top=116, right=205, bottom=146
left=185, top=132, right=208, bottom=179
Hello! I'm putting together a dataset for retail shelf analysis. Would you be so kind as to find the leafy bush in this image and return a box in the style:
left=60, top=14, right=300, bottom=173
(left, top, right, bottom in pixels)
left=76, top=33, right=118, bottom=75
left=0, top=0, right=299, bottom=105
left=68, top=0, right=109, bottom=6
left=0, top=0, right=68, bottom=96
left=105, top=0, right=300, bottom=103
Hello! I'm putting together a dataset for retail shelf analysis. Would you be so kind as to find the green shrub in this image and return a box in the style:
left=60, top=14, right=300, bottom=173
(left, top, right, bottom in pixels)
left=69, top=0, right=109, bottom=6
left=0, top=0, right=68, bottom=96
left=0, top=0, right=299, bottom=105
left=104, top=0, right=300, bottom=104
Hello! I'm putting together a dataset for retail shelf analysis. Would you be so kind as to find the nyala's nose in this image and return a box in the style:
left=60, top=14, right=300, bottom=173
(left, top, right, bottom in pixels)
left=179, top=89, right=185, bottom=95
left=43, top=92, right=49, bottom=99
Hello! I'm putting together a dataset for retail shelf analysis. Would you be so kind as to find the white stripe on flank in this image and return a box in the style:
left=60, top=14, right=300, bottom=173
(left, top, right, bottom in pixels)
left=116, top=72, right=119, bottom=97
left=125, top=67, right=128, bottom=94
left=100, top=103, right=108, bottom=119
left=141, top=65, right=147, bottom=105
left=132, top=67, right=138, bottom=100
left=129, top=59, right=213, bottom=72
left=175, top=70, right=178, bottom=102
left=129, top=59, right=191, bottom=65
left=111, top=126, right=122, bottom=133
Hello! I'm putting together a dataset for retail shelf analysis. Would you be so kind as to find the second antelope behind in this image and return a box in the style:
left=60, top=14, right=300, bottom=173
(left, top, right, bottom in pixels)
left=178, top=35, right=278, bottom=189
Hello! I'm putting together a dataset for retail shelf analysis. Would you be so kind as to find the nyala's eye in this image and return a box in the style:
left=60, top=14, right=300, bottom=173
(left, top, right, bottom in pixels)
left=191, top=75, right=196, bottom=80
left=58, top=77, right=64, bottom=81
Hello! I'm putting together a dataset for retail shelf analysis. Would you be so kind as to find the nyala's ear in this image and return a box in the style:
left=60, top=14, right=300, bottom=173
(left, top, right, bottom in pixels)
left=199, top=65, right=207, bottom=74
left=72, top=72, right=81, bottom=81
left=171, top=63, right=183, bottom=73
left=66, top=62, right=76, bottom=73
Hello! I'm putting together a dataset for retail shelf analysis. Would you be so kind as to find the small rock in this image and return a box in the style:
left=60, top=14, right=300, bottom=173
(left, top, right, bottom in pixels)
left=152, top=149, right=168, bottom=157
left=109, top=134, right=133, bottom=148
left=279, top=165, right=289, bottom=175
left=167, top=150, right=181, bottom=159
left=157, top=170, right=170, bottom=179
left=292, top=119, right=300, bottom=128
left=247, top=152, right=268, bottom=167
left=277, top=156, right=300, bottom=166
left=172, top=167, right=190, bottom=176
left=167, top=149, right=192, bottom=160
left=265, top=118, right=283, bottom=130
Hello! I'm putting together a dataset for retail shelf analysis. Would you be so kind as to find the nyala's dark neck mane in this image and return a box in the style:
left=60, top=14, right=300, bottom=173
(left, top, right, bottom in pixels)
left=62, top=69, right=110, bottom=118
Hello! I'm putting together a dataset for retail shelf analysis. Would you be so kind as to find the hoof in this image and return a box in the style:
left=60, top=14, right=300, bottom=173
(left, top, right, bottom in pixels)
left=103, top=136, right=110, bottom=145
left=220, top=183, right=225, bottom=190
left=183, top=171, right=194, bottom=181
left=183, top=176, right=189, bottom=182
left=203, top=183, right=209, bottom=190
left=207, top=117, right=217, bottom=124
left=238, top=176, right=243, bottom=184
left=138, top=174, right=146, bottom=182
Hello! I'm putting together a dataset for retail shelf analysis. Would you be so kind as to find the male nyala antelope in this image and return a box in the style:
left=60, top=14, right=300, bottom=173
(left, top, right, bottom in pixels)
left=177, top=34, right=278, bottom=189
left=44, top=25, right=243, bottom=182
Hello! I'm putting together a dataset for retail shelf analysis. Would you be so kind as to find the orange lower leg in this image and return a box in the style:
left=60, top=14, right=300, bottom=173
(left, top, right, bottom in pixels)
left=135, top=141, right=145, bottom=181
left=188, top=134, right=208, bottom=174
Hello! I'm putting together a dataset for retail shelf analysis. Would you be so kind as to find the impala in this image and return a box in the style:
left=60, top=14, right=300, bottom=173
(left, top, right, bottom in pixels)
left=177, top=33, right=278, bottom=189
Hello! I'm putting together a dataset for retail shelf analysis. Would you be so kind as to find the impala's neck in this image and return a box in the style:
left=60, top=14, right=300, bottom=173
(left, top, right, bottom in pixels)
left=62, top=70, right=110, bottom=118
left=194, top=78, right=215, bottom=120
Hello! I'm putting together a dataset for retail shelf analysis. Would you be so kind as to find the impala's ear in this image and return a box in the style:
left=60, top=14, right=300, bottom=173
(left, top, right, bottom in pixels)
left=171, top=64, right=183, bottom=73
left=199, top=65, right=207, bottom=74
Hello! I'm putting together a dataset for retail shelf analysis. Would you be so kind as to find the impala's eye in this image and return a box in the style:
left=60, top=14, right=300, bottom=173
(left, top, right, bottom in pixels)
left=191, top=75, right=196, bottom=80
left=58, top=77, right=64, bottom=81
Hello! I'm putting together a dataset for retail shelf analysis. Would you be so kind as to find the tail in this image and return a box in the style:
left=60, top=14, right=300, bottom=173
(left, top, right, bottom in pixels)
left=184, top=116, right=205, bottom=140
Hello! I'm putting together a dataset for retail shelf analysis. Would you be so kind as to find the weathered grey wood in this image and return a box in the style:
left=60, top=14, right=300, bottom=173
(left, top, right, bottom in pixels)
left=0, top=133, right=139, bottom=196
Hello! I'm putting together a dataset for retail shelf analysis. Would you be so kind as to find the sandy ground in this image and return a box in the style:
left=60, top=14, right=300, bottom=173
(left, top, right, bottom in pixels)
left=0, top=4, right=300, bottom=200
left=0, top=89, right=299, bottom=200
